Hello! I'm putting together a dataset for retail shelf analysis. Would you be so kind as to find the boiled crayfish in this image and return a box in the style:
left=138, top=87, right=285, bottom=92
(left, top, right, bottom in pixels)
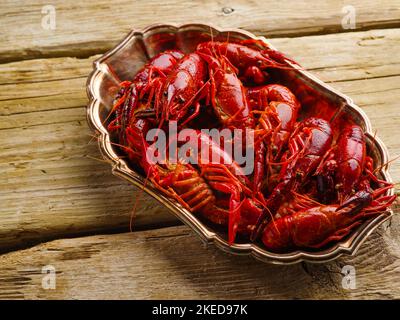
left=107, top=38, right=396, bottom=252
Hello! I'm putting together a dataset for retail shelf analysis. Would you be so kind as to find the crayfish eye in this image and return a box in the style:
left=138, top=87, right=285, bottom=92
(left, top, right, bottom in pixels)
left=295, top=171, right=303, bottom=180
left=163, top=91, right=168, bottom=96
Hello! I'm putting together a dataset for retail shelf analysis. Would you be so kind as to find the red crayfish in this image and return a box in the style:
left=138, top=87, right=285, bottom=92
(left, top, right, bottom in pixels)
left=106, top=37, right=396, bottom=253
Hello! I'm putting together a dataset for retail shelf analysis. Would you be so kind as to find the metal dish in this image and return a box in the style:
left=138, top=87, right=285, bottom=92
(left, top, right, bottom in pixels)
left=86, top=23, right=394, bottom=264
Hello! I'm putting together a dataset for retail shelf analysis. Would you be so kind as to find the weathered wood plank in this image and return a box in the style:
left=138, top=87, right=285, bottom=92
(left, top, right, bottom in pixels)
left=1, top=0, right=400, bottom=62
left=0, top=221, right=399, bottom=299
left=1, top=28, right=400, bottom=252
left=0, top=56, right=177, bottom=251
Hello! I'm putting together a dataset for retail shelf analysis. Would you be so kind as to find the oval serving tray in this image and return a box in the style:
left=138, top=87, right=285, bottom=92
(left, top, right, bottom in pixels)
left=86, top=23, right=394, bottom=264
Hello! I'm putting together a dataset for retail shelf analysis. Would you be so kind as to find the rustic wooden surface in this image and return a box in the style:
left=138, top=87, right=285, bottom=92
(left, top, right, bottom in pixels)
left=1, top=222, right=400, bottom=299
left=1, top=0, right=400, bottom=62
left=1, top=0, right=400, bottom=299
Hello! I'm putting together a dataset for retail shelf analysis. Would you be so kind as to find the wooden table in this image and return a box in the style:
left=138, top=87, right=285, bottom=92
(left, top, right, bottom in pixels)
left=1, top=0, right=400, bottom=299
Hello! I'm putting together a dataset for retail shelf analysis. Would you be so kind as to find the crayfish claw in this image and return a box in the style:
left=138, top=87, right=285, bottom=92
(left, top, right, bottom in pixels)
left=336, top=190, right=373, bottom=214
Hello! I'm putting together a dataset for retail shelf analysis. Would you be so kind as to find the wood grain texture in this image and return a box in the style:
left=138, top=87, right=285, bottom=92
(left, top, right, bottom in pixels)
left=0, top=56, right=177, bottom=251
left=1, top=28, right=400, bottom=252
left=1, top=0, right=400, bottom=62
left=1, top=222, right=399, bottom=299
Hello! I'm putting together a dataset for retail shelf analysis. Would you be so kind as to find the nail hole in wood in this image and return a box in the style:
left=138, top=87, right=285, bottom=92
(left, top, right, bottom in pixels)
left=222, top=7, right=234, bottom=15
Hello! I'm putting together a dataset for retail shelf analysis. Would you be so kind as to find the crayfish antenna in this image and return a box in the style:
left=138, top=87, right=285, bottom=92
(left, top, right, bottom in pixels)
left=328, top=101, right=346, bottom=125
left=364, top=195, right=397, bottom=214
left=208, top=26, right=219, bottom=59
left=372, top=154, right=400, bottom=175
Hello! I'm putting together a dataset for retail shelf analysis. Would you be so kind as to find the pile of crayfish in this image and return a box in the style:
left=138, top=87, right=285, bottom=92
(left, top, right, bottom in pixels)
left=107, top=39, right=396, bottom=252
